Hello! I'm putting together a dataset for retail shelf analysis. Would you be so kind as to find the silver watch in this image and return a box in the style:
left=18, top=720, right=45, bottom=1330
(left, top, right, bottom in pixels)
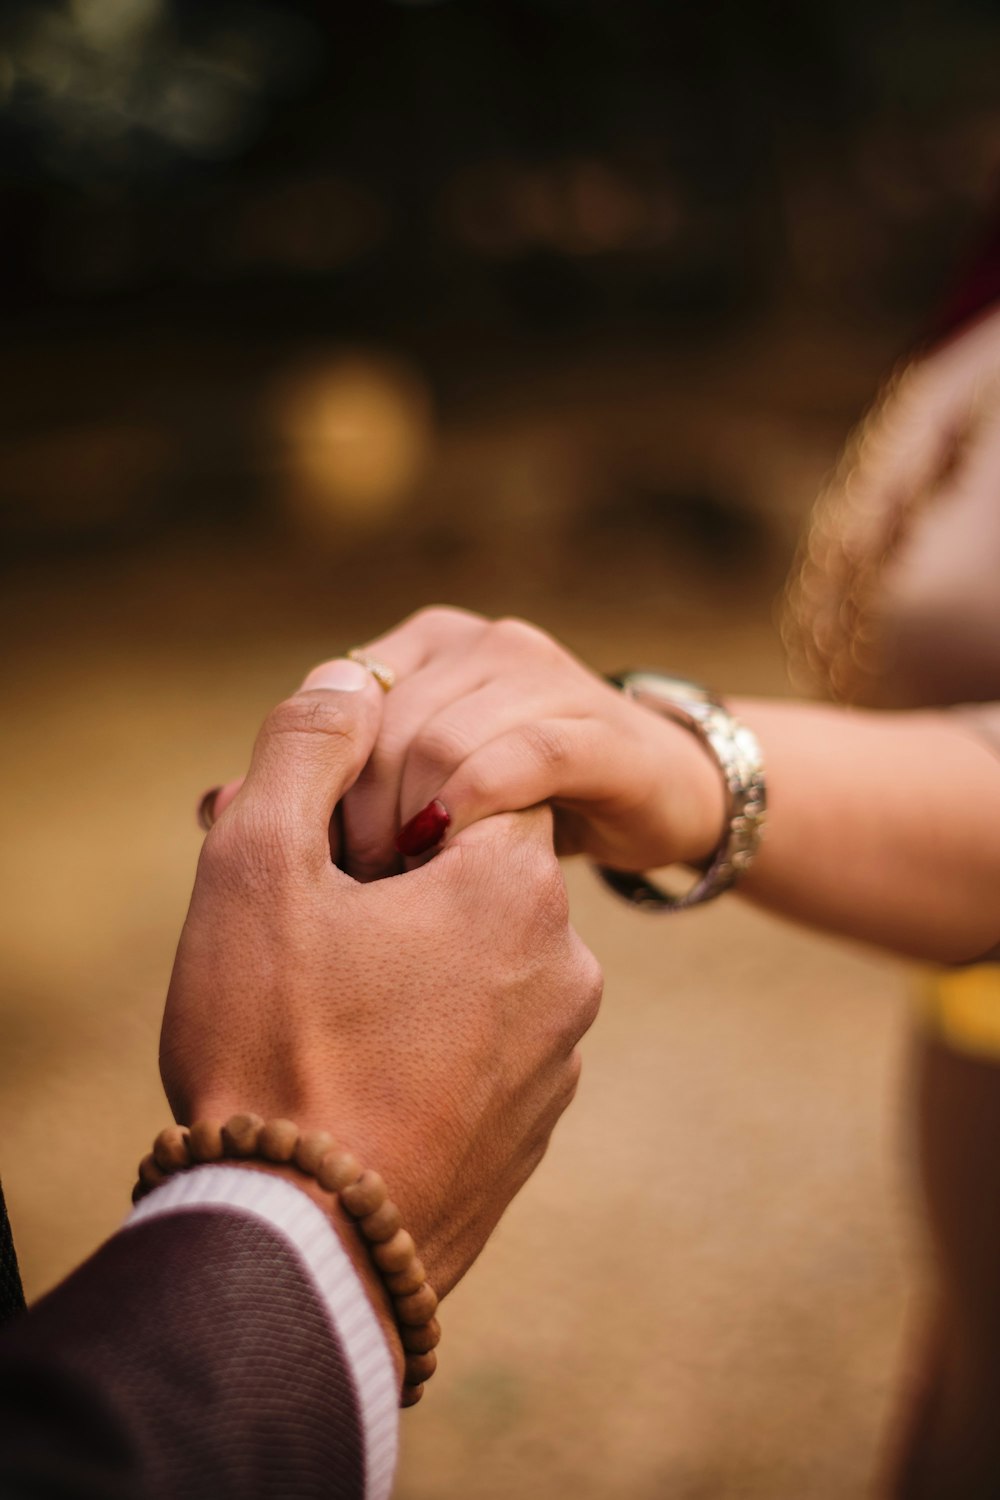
left=595, top=671, right=766, bottom=912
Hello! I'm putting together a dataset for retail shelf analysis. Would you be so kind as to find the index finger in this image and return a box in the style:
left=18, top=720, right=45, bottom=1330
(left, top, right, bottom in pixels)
left=358, top=605, right=488, bottom=685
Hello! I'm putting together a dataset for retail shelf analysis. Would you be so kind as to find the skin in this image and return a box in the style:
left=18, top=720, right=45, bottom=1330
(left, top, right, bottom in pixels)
left=209, top=612, right=1000, bottom=964
left=162, top=657, right=603, bottom=1380
left=318, top=606, right=1000, bottom=966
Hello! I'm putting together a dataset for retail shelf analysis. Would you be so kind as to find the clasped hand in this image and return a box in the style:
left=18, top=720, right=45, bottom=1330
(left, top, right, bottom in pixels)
left=161, top=648, right=604, bottom=1319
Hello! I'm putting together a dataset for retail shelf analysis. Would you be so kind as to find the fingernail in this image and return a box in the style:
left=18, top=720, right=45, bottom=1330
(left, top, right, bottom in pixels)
left=300, top=658, right=372, bottom=693
left=396, top=799, right=451, bottom=857
left=197, top=787, right=221, bottom=831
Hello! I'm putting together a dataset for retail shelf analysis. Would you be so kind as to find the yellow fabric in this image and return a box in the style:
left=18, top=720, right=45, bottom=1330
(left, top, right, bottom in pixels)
left=921, top=965, right=1000, bottom=1059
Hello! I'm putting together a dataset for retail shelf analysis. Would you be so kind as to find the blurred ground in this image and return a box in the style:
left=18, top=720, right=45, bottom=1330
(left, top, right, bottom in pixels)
left=0, top=313, right=928, bottom=1497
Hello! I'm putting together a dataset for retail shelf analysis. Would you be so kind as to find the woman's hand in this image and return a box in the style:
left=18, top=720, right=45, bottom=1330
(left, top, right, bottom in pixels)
left=337, top=607, right=726, bottom=882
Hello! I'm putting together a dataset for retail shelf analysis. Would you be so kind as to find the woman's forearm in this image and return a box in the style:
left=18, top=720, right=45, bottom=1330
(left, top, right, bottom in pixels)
left=729, top=700, right=1000, bottom=964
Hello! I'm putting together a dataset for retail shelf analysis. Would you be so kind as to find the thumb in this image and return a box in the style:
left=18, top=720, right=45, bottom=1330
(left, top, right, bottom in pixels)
left=236, top=658, right=384, bottom=862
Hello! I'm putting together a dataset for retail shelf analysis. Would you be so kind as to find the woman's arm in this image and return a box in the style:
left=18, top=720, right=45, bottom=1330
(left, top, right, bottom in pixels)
left=316, top=608, right=1000, bottom=967
left=733, top=699, right=1000, bottom=964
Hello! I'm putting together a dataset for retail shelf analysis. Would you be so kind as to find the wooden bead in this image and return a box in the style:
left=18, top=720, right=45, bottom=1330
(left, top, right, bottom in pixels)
left=358, top=1199, right=401, bottom=1244
left=340, top=1170, right=387, bottom=1219
left=316, top=1149, right=362, bottom=1194
left=138, top=1152, right=168, bottom=1191
left=385, top=1258, right=426, bottom=1297
left=401, top=1317, right=440, bottom=1354
left=221, top=1113, right=264, bottom=1157
left=371, top=1229, right=415, bottom=1274
left=188, top=1120, right=224, bottom=1163
left=141, top=1110, right=441, bottom=1408
left=395, top=1282, right=438, bottom=1326
left=294, top=1131, right=335, bottom=1177
left=152, top=1125, right=191, bottom=1172
left=404, top=1351, right=437, bottom=1385
left=259, top=1119, right=299, bottom=1163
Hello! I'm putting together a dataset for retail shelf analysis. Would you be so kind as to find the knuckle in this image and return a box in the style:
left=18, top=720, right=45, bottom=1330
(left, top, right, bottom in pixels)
left=444, top=832, right=567, bottom=939
left=408, top=603, right=482, bottom=636
left=344, top=831, right=395, bottom=882
left=543, top=939, right=603, bottom=1051
left=351, top=732, right=404, bottom=788
left=195, top=817, right=238, bottom=884
left=197, top=803, right=298, bottom=896
left=575, top=946, right=605, bottom=1032
left=265, top=693, right=357, bottom=747
left=517, top=1132, right=551, bottom=1189
left=411, top=718, right=472, bottom=777
left=523, top=851, right=570, bottom=932
left=492, top=616, right=561, bottom=661
left=459, top=754, right=499, bottom=808
left=531, top=1052, right=583, bottom=1149
left=518, top=719, right=569, bottom=773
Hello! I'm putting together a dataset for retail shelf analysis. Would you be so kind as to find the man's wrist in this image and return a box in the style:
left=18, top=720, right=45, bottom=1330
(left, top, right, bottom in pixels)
left=215, top=1158, right=405, bottom=1382
left=126, top=1160, right=402, bottom=1498
left=172, top=1093, right=408, bottom=1383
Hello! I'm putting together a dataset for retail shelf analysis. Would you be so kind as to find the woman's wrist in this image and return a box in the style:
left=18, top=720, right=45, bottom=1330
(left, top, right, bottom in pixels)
left=645, top=710, right=729, bottom=869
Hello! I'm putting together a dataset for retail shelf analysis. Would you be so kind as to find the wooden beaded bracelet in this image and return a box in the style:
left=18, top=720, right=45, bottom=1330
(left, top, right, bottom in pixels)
left=132, top=1113, right=440, bottom=1407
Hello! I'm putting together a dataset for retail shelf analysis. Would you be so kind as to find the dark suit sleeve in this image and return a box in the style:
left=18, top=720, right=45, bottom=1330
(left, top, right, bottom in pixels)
left=0, top=1211, right=367, bottom=1500
left=0, top=1184, right=25, bottom=1328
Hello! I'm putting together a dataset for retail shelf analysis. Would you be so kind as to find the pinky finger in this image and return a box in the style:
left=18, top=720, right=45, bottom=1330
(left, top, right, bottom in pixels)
left=196, top=776, right=244, bottom=831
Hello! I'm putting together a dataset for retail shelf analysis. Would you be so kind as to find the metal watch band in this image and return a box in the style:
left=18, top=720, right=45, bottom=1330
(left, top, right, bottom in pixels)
left=595, top=671, right=767, bottom=913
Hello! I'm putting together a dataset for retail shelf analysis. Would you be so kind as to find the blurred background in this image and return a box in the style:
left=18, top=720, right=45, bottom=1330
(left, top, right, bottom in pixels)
left=3, top=1, right=1000, bottom=1493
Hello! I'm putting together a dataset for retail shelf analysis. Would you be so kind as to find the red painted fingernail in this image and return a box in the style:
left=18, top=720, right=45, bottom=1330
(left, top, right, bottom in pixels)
left=196, top=787, right=221, bottom=832
left=396, top=799, right=451, bottom=857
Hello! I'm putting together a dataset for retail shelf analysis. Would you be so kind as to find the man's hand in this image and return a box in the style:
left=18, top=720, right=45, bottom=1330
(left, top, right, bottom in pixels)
left=160, top=657, right=603, bottom=1307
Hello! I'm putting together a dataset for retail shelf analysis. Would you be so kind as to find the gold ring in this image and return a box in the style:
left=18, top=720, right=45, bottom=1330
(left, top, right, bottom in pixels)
left=347, top=649, right=396, bottom=693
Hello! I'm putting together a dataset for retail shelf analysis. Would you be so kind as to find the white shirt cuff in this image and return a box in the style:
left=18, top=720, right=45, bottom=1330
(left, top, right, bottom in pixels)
left=124, top=1164, right=398, bottom=1500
